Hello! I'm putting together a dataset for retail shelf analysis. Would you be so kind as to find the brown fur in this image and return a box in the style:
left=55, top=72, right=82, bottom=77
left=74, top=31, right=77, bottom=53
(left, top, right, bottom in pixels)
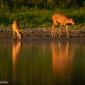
left=12, top=20, right=21, bottom=40
left=51, top=13, right=75, bottom=38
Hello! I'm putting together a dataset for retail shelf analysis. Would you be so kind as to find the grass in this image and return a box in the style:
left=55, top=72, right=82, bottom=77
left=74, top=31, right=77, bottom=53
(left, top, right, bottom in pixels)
left=0, top=7, right=85, bottom=29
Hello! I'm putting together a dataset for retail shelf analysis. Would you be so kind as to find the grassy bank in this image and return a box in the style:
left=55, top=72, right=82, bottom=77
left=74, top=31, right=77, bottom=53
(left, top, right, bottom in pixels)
left=0, top=7, right=85, bottom=29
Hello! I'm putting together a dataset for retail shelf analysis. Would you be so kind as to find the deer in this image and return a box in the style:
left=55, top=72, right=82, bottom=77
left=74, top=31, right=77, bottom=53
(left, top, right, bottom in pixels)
left=12, top=20, right=21, bottom=40
left=51, top=13, right=75, bottom=38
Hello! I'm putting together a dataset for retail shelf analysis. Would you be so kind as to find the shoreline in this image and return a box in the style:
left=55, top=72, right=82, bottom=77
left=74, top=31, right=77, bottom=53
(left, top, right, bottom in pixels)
left=0, top=28, right=85, bottom=45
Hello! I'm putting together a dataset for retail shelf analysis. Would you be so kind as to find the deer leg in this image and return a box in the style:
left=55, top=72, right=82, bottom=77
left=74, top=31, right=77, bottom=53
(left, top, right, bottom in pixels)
left=51, top=25, right=54, bottom=37
left=17, top=32, right=21, bottom=40
left=59, top=25, right=62, bottom=37
left=52, top=25, right=55, bottom=38
left=54, top=24, right=57, bottom=37
left=16, top=30, right=21, bottom=40
left=12, top=31, right=16, bottom=40
left=66, top=25, right=69, bottom=38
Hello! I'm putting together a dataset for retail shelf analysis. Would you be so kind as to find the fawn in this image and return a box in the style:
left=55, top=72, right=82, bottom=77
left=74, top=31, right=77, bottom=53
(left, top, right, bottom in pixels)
left=12, top=20, right=21, bottom=40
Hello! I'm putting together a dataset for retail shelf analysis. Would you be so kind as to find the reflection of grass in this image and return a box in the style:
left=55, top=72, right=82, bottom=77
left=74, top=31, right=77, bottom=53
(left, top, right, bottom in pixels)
left=0, top=8, right=85, bottom=28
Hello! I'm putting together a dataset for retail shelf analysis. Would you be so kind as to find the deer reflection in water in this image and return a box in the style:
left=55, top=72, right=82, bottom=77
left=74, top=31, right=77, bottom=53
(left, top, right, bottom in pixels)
left=12, top=40, right=21, bottom=82
left=51, top=41, right=76, bottom=84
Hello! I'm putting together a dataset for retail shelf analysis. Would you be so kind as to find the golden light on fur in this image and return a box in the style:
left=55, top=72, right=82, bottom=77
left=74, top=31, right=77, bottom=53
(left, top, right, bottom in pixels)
left=51, top=13, right=75, bottom=38
left=12, top=20, right=21, bottom=40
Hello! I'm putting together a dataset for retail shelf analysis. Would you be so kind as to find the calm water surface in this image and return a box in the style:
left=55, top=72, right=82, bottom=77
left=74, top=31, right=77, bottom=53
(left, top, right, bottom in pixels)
left=0, top=40, right=85, bottom=85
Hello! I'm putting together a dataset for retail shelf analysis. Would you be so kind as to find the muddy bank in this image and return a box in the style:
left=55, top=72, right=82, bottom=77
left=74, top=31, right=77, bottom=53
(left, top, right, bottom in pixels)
left=0, top=28, right=85, bottom=45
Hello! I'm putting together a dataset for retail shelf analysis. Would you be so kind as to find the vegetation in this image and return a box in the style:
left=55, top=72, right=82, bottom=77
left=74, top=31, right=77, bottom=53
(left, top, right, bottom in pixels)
left=0, top=0, right=85, bottom=28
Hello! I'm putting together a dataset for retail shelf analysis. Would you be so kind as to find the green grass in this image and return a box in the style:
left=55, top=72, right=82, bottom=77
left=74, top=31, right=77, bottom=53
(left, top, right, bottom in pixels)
left=0, top=7, right=85, bottom=29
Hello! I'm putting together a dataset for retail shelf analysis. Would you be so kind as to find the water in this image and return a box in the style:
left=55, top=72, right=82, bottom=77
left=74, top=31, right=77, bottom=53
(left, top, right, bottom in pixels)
left=0, top=40, right=85, bottom=85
